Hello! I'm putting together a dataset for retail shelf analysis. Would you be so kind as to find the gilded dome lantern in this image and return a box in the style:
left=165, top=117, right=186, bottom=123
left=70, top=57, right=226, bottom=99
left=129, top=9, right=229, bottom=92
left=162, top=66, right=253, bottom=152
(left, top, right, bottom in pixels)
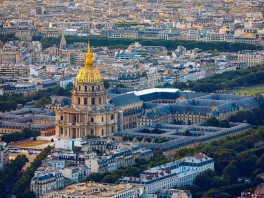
left=76, top=40, right=102, bottom=83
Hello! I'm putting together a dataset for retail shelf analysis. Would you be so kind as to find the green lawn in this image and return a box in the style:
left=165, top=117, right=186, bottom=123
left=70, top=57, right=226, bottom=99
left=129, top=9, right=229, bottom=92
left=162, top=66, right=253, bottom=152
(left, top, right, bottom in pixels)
left=228, top=84, right=264, bottom=96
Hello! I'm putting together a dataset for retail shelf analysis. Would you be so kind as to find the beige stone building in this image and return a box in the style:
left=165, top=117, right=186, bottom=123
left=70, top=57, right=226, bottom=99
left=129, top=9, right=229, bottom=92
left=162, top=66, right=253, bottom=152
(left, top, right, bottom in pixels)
left=0, top=64, right=29, bottom=78
left=55, top=41, right=119, bottom=138
left=15, top=28, right=32, bottom=41
left=31, top=172, right=65, bottom=197
left=0, top=50, right=22, bottom=64
left=41, top=182, right=142, bottom=198
left=238, top=50, right=264, bottom=67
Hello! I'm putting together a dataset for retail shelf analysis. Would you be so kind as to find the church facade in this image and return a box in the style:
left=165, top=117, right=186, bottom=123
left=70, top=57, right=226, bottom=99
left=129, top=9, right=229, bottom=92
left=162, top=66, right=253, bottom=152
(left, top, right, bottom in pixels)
left=55, top=41, right=119, bottom=138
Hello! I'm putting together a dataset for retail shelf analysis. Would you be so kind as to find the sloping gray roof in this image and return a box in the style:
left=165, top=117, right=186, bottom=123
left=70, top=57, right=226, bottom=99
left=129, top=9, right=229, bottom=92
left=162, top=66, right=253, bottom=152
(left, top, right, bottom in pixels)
left=110, top=93, right=142, bottom=107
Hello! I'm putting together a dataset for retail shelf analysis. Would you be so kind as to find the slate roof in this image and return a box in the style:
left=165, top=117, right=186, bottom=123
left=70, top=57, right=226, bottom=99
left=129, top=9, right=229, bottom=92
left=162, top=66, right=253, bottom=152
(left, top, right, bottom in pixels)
left=138, top=91, right=179, bottom=101
left=178, top=91, right=208, bottom=99
left=199, top=93, right=248, bottom=101
left=34, top=173, right=55, bottom=181
left=110, top=93, right=142, bottom=106
left=143, top=102, right=158, bottom=109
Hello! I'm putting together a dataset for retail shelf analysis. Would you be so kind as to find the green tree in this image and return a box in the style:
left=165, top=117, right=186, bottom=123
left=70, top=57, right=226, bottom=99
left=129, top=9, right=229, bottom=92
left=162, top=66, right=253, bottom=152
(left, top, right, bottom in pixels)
left=167, top=51, right=172, bottom=56
left=128, top=136, right=134, bottom=141
left=193, top=173, right=210, bottom=191
left=17, top=191, right=36, bottom=198
left=219, top=120, right=230, bottom=128
left=136, top=137, right=143, bottom=142
left=126, top=167, right=141, bottom=176
left=65, top=82, right=74, bottom=96
left=145, top=137, right=152, bottom=143
left=214, top=149, right=236, bottom=174
left=212, top=49, right=220, bottom=56
left=0, top=154, right=28, bottom=196
left=122, top=136, right=128, bottom=141
left=117, top=84, right=126, bottom=88
left=184, top=130, right=191, bottom=136
left=223, top=164, right=238, bottom=183
left=211, top=176, right=228, bottom=188
left=238, top=153, right=258, bottom=177
left=34, top=98, right=51, bottom=108
left=103, top=80, right=110, bottom=89
left=14, top=146, right=52, bottom=195
left=206, top=117, right=220, bottom=127
left=101, top=174, right=119, bottom=183
left=189, top=184, right=200, bottom=195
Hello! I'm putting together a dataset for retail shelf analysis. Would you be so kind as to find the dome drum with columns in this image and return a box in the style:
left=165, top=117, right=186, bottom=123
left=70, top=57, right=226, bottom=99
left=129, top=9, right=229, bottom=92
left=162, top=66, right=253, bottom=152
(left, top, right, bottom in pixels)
left=55, top=41, right=119, bottom=138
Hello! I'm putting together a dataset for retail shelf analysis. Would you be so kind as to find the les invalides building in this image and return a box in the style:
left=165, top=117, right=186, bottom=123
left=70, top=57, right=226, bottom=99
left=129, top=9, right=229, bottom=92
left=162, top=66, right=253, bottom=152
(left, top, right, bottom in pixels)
left=55, top=41, right=119, bottom=138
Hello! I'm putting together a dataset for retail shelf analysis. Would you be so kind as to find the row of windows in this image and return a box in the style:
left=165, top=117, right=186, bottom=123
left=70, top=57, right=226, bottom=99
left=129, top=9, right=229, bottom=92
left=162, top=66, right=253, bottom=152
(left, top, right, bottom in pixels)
left=78, top=85, right=101, bottom=92
left=78, top=97, right=98, bottom=105
left=60, top=126, right=115, bottom=135
left=60, top=114, right=115, bottom=122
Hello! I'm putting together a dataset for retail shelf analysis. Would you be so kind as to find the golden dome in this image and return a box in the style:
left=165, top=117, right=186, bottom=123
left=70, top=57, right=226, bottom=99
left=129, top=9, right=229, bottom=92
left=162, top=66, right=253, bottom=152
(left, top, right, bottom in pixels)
left=76, top=40, right=102, bottom=83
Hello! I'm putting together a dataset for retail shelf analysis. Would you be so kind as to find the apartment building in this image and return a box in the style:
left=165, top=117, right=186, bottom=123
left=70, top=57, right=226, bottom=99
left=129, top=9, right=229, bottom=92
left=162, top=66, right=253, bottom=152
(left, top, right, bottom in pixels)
left=234, top=37, right=260, bottom=45
left=0, top=83, right=36, bottom=95
left=61, top=166, right=89, bottom=183
left=0, top=64, right=30, bottom=78
left=30, top=172, right=65, bottom=197
left=41, top=182, right=142, bottom=198
left=15, top=28, right=32, bottom=41
left=0, top=50, right=22, bottom=64
left=31, top=157, right=89, bottom=197
left=237, top=50, right=264, bottom=67
left=67, top=51, right=86, bottom=65
left=119, top=153, right=214, bottom=194
left=84, top=140, right=152, bottom=174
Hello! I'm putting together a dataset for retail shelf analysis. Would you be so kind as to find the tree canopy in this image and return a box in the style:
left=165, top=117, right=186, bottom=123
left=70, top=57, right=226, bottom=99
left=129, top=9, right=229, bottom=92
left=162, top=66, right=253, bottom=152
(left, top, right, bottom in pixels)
left=86, top=151, right=168, bottom=184
left=32, top=35, right=263, bottom=52
left=14, top=146, right=53, bottom=196
left=0, top=155, right=28, bottom=197
left=164, top=65, right=264, bottom=93
left=1, top=128, right=41, bottom=143
left=174, top=127, right=264, bottom=198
